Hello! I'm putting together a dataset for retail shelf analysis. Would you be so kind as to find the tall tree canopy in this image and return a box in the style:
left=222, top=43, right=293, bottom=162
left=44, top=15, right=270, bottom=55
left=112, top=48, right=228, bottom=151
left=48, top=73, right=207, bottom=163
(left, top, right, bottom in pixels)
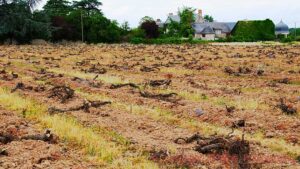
left=139, top=16, right=154, bottom=25
left=43, top=0, right=70, bottom=17
left=179, top=7, right=195, bottom=37
left=140, top=20, right=159, bottom=39
left=0, top=0, right=51, bottom=43
left=0, top=0, right=125, bottom=43
left=204, top=15, right=214, bottom=22
left=73, top=0, right=102, bottom=15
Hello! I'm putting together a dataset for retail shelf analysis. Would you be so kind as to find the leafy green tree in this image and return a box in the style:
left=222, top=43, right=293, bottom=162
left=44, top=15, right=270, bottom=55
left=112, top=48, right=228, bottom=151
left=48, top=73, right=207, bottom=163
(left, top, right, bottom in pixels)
left=178, top=7, right=195, bottom=37
left=31, top=10, right=52, bottom=39
left=1, top=0, right=122, bottom=43
left=73, top=0, right=102, bottom=16
left=43, top=0, right=70, bottom=17
left=204, top=15, right=214, bottom=22
left=121, top=21, right=130, bottom=32
left=140, top=20, right=159, bottom=38
left=43, top=0, right=74, bottom=41
left=66, top=5, right=121, bottom=43
left=165, top=20, right=180, bottom=37
left=120, top=21, right=130, bottom=36
left=0, top=1, right=51, bottom=43
left=139, top=16, right=154, bottom=25
left=70, top=0, right=104, bottom=42
left=129, top=28, right=145, bottom=38
left=0, top=0, right=41, bottom=9
left=84, top=14, right=121, bottom=43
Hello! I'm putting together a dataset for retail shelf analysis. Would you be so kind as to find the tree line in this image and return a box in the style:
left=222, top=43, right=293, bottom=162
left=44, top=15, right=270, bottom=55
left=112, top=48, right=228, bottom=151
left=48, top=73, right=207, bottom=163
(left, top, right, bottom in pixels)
left=0, top=2, right=211, bottom=44
left=0, top=0, right=126, bottom=44
left=1, top=1, right=298, bottom=44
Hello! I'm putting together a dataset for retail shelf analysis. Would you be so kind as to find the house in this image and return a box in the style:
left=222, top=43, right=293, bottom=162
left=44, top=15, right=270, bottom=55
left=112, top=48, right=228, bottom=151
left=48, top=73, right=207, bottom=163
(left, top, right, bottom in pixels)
left=165, top=13, right=181, bottom=24
left=155, top=19, right=164, bottom=28
left=275, top=20, right=289, bottom=38
left=162, top=9, right=236, bottom=40
left=193, top=22, right=236, bottom=40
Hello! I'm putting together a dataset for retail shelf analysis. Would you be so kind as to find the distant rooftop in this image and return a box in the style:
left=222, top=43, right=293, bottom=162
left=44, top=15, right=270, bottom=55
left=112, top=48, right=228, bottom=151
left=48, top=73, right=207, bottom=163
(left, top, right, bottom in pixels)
left=275, top=20, right=289, bottom=34
left=193, top=22, right=236, bottom=34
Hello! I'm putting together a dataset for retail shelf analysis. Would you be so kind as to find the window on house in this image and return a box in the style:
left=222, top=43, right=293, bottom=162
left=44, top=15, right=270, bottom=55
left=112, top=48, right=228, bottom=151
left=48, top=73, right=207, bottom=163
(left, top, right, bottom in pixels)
left=202, top=34, right=206, bottom=37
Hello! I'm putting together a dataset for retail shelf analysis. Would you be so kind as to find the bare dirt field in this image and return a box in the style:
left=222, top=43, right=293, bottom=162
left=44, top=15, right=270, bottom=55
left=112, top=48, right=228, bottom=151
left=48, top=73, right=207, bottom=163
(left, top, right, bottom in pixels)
left=0, top=44, right=299, bottom=168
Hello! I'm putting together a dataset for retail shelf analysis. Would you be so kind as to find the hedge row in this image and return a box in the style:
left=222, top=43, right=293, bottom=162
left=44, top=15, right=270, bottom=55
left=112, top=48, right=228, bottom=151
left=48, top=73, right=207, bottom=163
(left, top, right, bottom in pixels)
left=130, top=37, right=209, bottom=44
left=231, top=19, right=275, bottom=42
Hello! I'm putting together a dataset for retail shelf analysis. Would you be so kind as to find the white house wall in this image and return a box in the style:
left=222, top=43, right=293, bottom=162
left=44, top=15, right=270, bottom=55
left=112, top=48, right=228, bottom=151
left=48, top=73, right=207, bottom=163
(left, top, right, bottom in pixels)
left=195, top=34, right=215, bottom=40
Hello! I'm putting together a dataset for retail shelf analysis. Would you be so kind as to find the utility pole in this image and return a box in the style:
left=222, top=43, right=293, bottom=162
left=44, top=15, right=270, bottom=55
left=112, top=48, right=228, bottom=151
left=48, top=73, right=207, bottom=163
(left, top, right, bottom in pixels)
left=295, top=22, right=297, bottom=37
left=81, top=10, right=84, bottom=42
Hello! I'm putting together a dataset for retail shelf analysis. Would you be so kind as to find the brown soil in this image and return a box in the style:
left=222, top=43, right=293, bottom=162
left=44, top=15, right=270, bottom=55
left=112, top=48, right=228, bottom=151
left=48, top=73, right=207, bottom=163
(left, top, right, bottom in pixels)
left=0, top=44, right=300, bottom=168
left=0, top=108, right=95, bottom=169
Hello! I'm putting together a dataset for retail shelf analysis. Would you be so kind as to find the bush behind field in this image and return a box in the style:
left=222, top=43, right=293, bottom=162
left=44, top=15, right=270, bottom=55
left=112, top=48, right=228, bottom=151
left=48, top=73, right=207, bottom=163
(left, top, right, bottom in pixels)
left=231, top=19, right=276, bottom=42
left=130, top=37, right=209, bottom=44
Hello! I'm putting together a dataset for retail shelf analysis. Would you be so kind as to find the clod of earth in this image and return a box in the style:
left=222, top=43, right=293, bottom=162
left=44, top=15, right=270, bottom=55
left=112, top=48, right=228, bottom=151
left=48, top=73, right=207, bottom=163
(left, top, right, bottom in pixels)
left=34, top=72, right=63, bottom=81
left=21, top=130, right=57, bottom=144
left=149, top=79, right=172, bottom=87
left=76, top=60, right=90, bottom=66
left=140, top=66, right=159, bottom=72
left=88, top=81, right=103, bottom=88
left=0, top=149, right=8, bottom=156
left=10, top=82, right=46, bottom=93
left=224, top=66, right=235, bottom=75
left=48, top=85, right=74, bottom=103
left=226, top=105, right=235, bottom=113
left=72, top=76, right=103, bottom=88
left=72, top=77, right=84, bottom=82
left=257, top=69, right=264, bottom=76
left=276, top=78, right=290, bottom=84
left=232, top=120, right=246, bottom=128
left=0, top=71, right=18, bottom=81
left=238, top=67, right=252, bottom=74
left=277, top=98, right=297, bottom=115
left=1, top=130, right=56, bottom=144
left=175, top=133, right=250, bottom=168
left=84, top=65, right=107, bottom=74
left=149, top=150, right=169, bottom=161
left=174, top=133, right=205, bottom=144
left=0, top=133, right=16, bottom=144
left=224, top=66, right=256, bottom=76
left=0, top=69, right=6, bottom=74
left=39, top=68, right=47, bottom=74
left=37, top=156, right=57, bottom=164
left=48, top=99, right=111, bottom=114
left=11, top=82, right=25, bottom=92
left=110, top=83, right=139, bottom=89
left=140, top=91, right=179, bottom=102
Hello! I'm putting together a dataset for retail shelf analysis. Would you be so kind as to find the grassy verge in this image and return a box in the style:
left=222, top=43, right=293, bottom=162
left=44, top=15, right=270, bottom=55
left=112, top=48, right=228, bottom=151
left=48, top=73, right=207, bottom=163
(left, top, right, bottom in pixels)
left=0, top=87, right=158, bottom=169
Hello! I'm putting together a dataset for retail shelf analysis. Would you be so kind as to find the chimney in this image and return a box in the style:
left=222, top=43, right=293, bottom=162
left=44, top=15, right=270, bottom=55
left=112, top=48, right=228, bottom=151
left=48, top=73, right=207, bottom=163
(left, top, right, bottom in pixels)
left=196, top=9, right=204, bottom=23
left=198, top=9, right=203, bottom=17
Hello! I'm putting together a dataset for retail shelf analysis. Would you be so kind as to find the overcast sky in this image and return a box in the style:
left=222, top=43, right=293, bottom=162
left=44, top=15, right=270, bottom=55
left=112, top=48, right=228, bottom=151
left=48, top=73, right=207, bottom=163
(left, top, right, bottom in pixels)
left=38, top=0, right=300, bottom=28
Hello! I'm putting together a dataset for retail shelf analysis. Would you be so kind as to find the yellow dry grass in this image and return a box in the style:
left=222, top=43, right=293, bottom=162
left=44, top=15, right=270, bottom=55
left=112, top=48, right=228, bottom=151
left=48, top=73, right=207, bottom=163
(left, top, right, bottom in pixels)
left=0, top=87, right=158, bottom=169
left=76, top=89, right=300, bottom=158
